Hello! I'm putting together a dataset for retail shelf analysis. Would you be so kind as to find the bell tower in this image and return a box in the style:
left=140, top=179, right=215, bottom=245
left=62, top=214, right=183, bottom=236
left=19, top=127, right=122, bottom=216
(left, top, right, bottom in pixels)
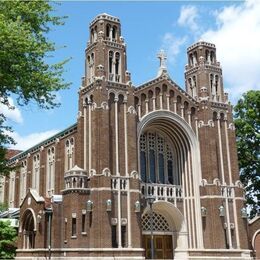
left=76, top=13, right=141, bottom=255
left=85, top=13, right=128, bottom=85
left=185, top=41, right=227, bottom=103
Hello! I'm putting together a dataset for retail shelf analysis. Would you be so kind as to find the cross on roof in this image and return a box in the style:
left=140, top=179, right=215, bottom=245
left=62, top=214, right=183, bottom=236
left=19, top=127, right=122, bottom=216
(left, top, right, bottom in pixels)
left=157, top=49, right=168, bottom=76
left=157, top=49, right=167, bottom=68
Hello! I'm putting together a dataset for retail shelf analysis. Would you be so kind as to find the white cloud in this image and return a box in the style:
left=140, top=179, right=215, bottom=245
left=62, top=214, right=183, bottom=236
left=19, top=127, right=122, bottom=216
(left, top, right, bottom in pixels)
left=0, top=97, right=23, bottom=124
left=161, top=33, right=187, bottom=64
left=201, top=0, right=260, bottom=101
left=178, top=5, right=199, bottom=32
left=9, top=129, right=60, bottom=151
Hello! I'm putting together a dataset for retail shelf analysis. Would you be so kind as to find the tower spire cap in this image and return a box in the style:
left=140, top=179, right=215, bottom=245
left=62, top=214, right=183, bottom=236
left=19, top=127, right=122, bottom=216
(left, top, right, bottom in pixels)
left=157, top=49, right=168, bottom=77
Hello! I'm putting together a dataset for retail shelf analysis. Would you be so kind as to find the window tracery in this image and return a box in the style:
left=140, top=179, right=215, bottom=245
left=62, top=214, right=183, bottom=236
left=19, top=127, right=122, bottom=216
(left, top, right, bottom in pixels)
left=142, top=212, right=170, bottom=232
left=140, top=131, right=179, bottom=185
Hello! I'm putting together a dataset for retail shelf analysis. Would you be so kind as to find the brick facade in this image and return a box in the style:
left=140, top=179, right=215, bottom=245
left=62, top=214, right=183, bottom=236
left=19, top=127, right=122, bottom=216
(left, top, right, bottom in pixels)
left=0, top=13, right=255, bottom=259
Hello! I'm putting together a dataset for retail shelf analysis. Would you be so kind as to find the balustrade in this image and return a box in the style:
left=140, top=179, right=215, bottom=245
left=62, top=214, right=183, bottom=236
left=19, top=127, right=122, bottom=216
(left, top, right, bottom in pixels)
left=141, top=183, right=182, bottom=201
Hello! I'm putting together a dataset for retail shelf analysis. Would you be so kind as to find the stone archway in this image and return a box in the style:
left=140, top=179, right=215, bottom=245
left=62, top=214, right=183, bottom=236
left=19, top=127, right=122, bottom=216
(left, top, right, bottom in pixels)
left=138, top=110, right=204, bottom=251
left=21, top=208, right=37, bottom=249
left=252, top=229, right=260, bottom=259
left=142, top=201, right=188, bottom=259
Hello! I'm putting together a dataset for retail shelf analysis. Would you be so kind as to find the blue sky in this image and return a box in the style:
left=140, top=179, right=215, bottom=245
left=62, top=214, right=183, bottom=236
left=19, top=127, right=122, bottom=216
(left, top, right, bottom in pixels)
left=2, top=0, right=260, bottom=150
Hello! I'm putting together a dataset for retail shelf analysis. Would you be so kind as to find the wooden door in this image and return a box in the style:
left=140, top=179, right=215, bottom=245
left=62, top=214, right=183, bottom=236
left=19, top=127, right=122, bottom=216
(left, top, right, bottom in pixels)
left=143, top=235, right=173, bottom=259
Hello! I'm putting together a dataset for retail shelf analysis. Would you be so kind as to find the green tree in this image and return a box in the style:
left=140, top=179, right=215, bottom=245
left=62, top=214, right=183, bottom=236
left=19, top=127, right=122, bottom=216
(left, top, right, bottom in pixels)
left=0, top=0, right=70, bottom=109
left=0, top=220, right=17, bottom=259
left=0, top=0, right=69, bottom=175
left=234, top=90, right=260, bottom=218
left=0, top=115, right=15, bottom=176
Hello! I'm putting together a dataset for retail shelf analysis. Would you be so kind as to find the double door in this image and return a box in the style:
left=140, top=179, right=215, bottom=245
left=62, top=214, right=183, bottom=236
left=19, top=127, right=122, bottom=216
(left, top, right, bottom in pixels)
left=143, top=235, right=173, bottom=259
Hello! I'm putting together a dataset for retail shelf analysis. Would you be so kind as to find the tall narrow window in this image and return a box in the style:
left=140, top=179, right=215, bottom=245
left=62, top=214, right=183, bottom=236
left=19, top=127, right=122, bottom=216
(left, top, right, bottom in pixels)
left=140, top=134, right=147, bottom=182
left=210, top=51, right=215, bottom=63
left=149, top=149, right=156, bottom=182
left=81, top=211, right=86, bottom=234
left=158, top=136, right=165, bottom=183
left=0, top=176, right=5, bottom=203
left=188, top=78, right=193, bottom=96
left=109, top=51, right=113, bottom=74
left=9, top=171, right=16, bottom=207
left=64, top=218, right=67, bottom=243
left=112, top=225, right=117, bottom=248
left=167, top=160, right=173, bottom=184
left=121, top=225, right=126, bottom=248
left=112, top=26, right=117, bottom=40
left=32, top=154, right=40, bottom=192
left=193, top=51, right=198, bottom=65
left=210, top=74, right=214, bottom=94
left=65, top=138, right=75, bottom=171
left=91, top=28, right=94, bottom=43
left=189, top=53, right=193, bottom=66
left=20, top=161, right=27, bottom=203
left=106, top=24, right=110, bottom=38
left=115, top=52, right=120, bottom=82
left=141, top=152, right=147, bottom=182
left=46, top=147, right=55, bottom=197
left=215, top=75, right=219, bottom=97
left=205, top=50, right=210, bottom=63
left=148, top=133, right=156, bottom=182
left=72, top=217, right=77, bottom=237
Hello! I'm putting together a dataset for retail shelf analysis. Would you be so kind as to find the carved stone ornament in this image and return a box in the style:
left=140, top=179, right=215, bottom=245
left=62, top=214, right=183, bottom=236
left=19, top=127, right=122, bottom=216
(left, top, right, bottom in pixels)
left=127, top=106, right=137, bottom=115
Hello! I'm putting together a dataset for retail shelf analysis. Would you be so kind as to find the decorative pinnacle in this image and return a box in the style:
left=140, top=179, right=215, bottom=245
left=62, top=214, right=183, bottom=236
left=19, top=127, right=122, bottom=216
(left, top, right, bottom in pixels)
left=157, top=49, right=168, bottom=77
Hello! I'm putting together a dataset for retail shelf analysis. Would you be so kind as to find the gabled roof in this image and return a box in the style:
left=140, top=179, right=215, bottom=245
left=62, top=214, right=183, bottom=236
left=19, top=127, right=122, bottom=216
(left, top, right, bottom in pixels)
left=8, top=123, right=77, bottom=164
left=29, top=189, right=45, bottom=203
left=134, top=72, right=198, bottom=104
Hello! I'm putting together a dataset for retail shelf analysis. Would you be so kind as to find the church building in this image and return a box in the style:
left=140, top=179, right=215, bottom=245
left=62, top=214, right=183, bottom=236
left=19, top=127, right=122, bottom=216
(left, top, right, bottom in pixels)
left=0, top=13, right=255, bottom=259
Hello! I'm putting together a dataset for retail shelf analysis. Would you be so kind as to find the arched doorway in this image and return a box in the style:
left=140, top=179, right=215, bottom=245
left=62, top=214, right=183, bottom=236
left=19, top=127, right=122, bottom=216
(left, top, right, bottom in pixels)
left=21, top=209, right=36, bottom=249
left=142, top=201, right=188, bottom=259
left=252, top=230, right=260, bottom=259
left=138, top=111, right=204, bottom=255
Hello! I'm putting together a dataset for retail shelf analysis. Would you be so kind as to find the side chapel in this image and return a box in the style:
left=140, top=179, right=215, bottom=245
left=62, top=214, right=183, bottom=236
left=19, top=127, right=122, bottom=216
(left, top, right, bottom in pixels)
left=0, top=13, right=255, bottom=259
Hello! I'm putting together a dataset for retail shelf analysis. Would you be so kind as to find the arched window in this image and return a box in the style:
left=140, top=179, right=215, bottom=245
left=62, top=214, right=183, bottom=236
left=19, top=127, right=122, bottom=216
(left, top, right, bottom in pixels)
left=210, top=74, right=214, bottom=94
left=140, top=131, right=179, bottom=185
left=32, top=154, right=40, bottom=192
left=65, top=138, right=75, bottom=171
left=193, top=51, right=198, bottom=65
left=106, top=24, right=111, bottom=38
left=20, top=160, right=27, bottom=203
left=189, top=53, right=193, bottom=66
left=46, top=147, right=55, bottom=197
left=91, top=28, right=94, bottom=43
left=112, top=26, right=117, bottom=40
left=205, top=49, right=209, bottom=63
left=192, top=75, right=197, bottom=97
left=109, top=51, right=113, bottom=74
left=215, top=75, right=219, bottom=94
left=94, top=26, right=97, bottom=42
left=115, top=52, right=120, bottom=82
left=9, top=171, right=16, bottom=207
left=210, top=51, right=215, bottom=63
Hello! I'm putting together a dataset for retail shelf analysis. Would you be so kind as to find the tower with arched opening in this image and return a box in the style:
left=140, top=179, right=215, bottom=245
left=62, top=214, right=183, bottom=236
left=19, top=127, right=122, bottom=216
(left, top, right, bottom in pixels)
left=0, top=13, right=253, bottom=260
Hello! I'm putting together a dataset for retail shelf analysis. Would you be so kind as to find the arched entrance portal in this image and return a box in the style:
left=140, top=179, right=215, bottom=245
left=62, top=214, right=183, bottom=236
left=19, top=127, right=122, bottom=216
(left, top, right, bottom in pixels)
left=142, top=201, right=188, bottom=259
left=21, top=209, right=36, bottom=249
left=138, top=110, right=204, bottom=254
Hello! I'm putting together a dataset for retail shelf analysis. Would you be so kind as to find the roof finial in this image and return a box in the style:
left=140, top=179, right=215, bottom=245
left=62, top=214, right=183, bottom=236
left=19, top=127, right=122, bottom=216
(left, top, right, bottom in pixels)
left=157, top=49, right=168, bottom=77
